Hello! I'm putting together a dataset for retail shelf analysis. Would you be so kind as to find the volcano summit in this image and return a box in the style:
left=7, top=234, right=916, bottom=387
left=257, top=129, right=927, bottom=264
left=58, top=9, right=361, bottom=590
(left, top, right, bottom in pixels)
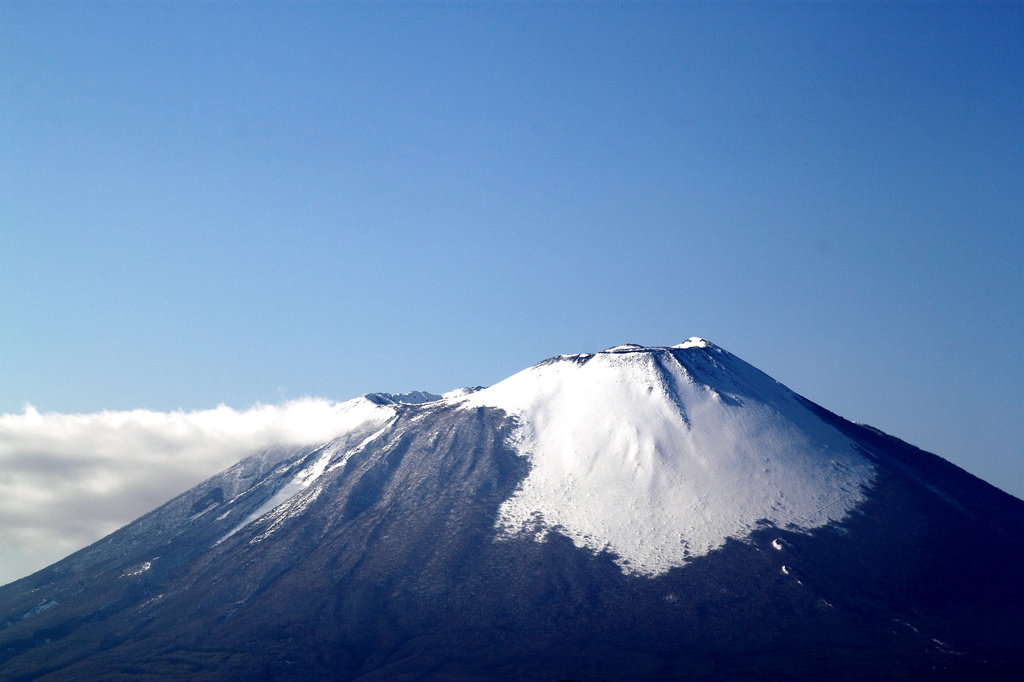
left=2, top=340, right=1022, bottom=681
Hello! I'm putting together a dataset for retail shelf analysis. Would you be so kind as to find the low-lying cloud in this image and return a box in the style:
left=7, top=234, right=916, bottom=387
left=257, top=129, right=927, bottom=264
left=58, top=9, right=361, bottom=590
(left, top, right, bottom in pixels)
left=0, top=398, right=368, bottom=586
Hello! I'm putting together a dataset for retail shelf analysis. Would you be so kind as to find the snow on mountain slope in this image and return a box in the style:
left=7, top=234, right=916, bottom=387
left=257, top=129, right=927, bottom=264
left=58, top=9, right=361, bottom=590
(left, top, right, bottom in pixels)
left=459, top=339, right=876, bottom=576
left=213, top=396, right=398, bottom=544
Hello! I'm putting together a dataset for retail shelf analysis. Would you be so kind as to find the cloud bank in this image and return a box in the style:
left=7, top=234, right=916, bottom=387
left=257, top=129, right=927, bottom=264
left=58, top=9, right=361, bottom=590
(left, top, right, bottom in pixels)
left=0, top=399, right=369, bottom=586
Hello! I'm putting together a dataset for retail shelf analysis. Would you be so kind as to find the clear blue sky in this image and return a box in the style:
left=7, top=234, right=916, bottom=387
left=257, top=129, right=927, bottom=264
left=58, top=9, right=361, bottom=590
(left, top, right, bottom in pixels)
left=2, top=3, right=1021, bottom=496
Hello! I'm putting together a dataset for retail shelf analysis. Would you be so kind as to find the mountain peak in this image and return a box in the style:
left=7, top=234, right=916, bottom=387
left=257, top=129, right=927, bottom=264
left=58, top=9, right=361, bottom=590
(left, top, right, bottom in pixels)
left=674, top=336, right=711, bottom=349
left=601, top=338, right=712, bottom=354
left=459, top=340, right=874, bottom=576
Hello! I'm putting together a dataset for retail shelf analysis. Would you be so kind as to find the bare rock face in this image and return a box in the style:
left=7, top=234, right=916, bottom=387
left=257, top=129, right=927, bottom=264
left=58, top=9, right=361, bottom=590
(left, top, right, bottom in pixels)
left=2, top=342, right=1023, bottom=681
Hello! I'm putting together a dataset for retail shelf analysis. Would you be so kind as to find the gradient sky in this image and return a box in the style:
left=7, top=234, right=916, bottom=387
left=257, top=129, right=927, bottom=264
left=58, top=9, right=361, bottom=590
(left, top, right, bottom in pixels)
left=1, top=0, right=1021, bottom=525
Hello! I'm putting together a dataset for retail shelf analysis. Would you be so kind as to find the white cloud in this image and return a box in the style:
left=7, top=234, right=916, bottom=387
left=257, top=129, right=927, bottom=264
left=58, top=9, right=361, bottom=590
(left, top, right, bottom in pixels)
left=0, top=398, right=372, bottom=586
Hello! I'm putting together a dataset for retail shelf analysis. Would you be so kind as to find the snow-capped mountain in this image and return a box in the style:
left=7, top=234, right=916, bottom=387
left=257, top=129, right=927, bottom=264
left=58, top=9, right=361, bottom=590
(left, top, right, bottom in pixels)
left=1, top=340, right=1022, bottom=681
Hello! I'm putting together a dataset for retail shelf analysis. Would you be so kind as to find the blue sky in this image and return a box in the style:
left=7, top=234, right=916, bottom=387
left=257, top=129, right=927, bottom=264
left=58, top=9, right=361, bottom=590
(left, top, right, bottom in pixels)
left=1, top=1, right=1021, bottom=503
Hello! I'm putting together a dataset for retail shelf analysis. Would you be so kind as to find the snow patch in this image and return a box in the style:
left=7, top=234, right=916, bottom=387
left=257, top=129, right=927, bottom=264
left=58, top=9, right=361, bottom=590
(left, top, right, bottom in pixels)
left=139, top=594, right=164, bottom=608
left=20, top=600, right=56, bottom=620
left=673, top=337, right=709, bottom=349
left=121, top=561, right=152, bottom=578
left=932, top=639, right=966, bottom=656
left=215, top=442, right=343, bottom=545
left=442, top=386, right=484, bottom=399
left=249, top=484, right=325, bottom=544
